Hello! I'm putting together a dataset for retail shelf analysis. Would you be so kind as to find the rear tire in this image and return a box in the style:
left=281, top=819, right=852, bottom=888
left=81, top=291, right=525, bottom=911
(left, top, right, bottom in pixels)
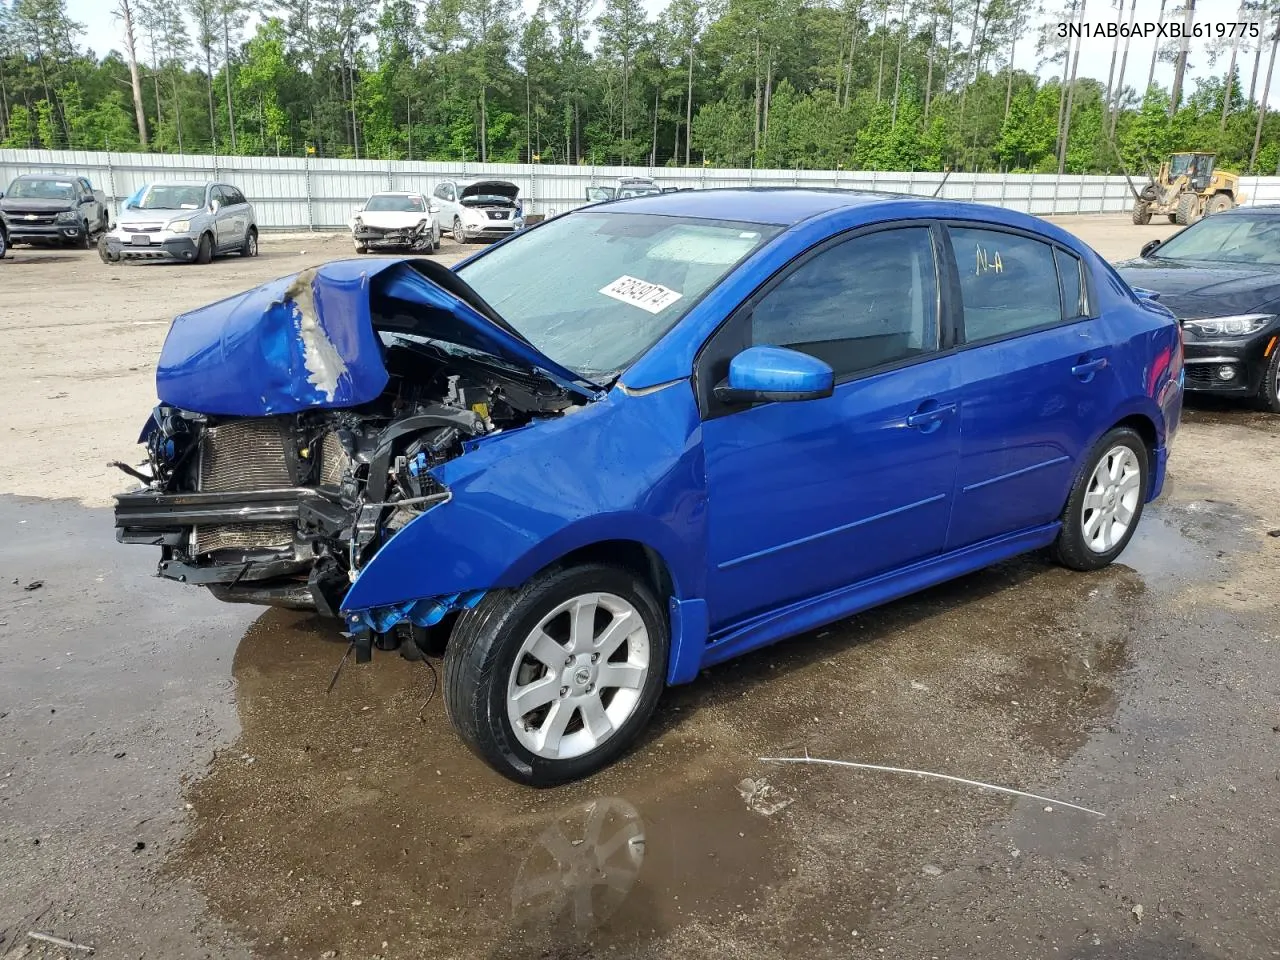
left=1052, top=427, right=1149, bottom=572
left=1257, top=347, right=1280, bottom=414
left=1206, top=193, right=1234, bottom=215
left=1175, top=193, right=1201, bottom=226
left=194, top=233, right=213, bottom=264
left=443, top=563, right=668, bottom=786
left=1131, top=201, right=1152, bottom=225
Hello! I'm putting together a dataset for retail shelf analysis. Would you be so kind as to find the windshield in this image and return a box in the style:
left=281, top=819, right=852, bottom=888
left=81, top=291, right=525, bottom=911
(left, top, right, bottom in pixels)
left=1152, top=215, right=1280, bottom=266
left=1169, top=155, right=1193, bottom=177
left=136, top=184, right=206, bottom=210
left=366, top=194, right=425, bottom=212
left=7, top=178, right=77, bottom=200
left=455, top=212, right=781, bottom=379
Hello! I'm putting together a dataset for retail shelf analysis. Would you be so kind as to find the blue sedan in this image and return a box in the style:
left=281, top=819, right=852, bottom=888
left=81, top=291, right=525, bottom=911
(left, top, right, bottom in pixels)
left=114, top=189, right=1184, bottom=784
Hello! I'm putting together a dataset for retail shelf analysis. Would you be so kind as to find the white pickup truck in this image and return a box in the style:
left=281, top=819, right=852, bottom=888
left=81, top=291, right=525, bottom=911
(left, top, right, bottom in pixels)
left=0, top=174, right=110, bottom=248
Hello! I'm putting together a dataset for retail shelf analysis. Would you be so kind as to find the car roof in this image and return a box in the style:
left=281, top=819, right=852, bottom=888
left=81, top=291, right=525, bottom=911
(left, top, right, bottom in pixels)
left=145, top=180, right=214, bottom=188
left=369, top=191, right=422, bottom=196
left=594, top=187, right=1029, bottom=227
left=1210, top=204, right=1280, bottom=216
left=14, top=173, right=80, bottom=179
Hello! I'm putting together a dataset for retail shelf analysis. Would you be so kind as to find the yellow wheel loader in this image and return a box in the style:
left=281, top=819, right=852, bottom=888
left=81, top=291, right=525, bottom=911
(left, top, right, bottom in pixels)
left=1131, top=152, right=1245, bottom=226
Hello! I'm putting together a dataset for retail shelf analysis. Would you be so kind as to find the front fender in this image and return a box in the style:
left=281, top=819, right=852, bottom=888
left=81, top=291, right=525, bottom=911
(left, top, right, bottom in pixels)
left=339, top=382, right=708, bottom=614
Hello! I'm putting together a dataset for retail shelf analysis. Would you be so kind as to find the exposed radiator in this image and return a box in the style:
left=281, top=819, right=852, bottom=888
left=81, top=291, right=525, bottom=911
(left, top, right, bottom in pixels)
left=318, top=432, right=351, bottom=486
left=193, top=420, right=294, bottom=556
left=197, top=420, right=292, bottom=492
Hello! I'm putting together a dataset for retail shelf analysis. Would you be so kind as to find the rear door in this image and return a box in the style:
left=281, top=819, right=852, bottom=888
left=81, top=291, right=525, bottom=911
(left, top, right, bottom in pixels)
left=942, top=224, right=1119, bottom=549
left=700, top=224, right=964, bottom=631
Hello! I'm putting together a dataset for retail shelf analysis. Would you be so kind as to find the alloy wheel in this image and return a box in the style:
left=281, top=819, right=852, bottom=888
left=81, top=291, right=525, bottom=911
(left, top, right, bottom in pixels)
left=506, top=592, right=650, bottom=760
left=1081, top=444, right=1142, bottom=553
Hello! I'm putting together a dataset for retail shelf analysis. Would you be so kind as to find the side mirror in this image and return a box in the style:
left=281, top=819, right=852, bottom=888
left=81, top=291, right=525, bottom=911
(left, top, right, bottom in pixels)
left=1131, top=286, right=1162, bottom=303
left=585, top=187, right=614, bottom=202
left=714, top=345, right=834, bottom=404
left=209, top=199, right=221, bottom=213
left=428, top=203, right=439, bottom=214
left=1140, top=239, right=1162, bottom=258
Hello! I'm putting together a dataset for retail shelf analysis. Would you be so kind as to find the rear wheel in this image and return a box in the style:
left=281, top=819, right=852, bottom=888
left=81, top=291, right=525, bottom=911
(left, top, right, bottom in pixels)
left=1175, top=193, right=1201, bottom=226
left=1131, top=201, right=1151, bottom=225
left=1257, top=347, right=1280, bottom=414
left=1206, top=193, right=1234, bottom=215
left=443, top=563, right=668, bottom=786
left=1052, top=427, right=1149, bottom=571
left=194, top=233, right=213, bottom=264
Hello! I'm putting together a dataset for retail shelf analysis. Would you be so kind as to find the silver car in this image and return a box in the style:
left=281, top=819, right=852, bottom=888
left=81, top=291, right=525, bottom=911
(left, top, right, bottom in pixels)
left=100, top=181, right=258, bottom=264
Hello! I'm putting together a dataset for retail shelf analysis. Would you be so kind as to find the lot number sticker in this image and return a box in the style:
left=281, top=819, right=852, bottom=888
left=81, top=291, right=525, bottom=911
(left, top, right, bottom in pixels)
left=599, top=275, right=683, bottom=314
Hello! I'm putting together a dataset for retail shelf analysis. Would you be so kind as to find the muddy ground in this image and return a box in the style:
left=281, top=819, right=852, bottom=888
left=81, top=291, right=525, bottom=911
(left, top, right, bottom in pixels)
left=1, top=216, right=1277, bottom=960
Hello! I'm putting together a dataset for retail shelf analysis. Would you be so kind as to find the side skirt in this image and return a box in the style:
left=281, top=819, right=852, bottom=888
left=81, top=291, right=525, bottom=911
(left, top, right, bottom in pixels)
left=697, top=523, right=1061, bottom=673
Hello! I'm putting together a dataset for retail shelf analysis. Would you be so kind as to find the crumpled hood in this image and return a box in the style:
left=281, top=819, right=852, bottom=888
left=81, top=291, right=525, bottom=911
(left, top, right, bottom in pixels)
left=355, top=210, right=430, bottom=229
left=155, top=257, right=602, bottom=416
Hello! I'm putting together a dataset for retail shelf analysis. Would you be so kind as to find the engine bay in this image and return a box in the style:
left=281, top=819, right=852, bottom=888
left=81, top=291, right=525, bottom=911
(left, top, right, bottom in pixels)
left=116, top=332, right=582, bottom=615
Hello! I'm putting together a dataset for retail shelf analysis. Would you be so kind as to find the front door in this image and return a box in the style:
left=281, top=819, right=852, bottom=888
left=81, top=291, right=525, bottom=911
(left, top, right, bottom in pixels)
left=700, top=225, right=964, bottom=632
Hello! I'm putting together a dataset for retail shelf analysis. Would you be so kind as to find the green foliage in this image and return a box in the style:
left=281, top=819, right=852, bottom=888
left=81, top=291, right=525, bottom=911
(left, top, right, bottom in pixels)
left=0, top=0, right=1277, bottom=175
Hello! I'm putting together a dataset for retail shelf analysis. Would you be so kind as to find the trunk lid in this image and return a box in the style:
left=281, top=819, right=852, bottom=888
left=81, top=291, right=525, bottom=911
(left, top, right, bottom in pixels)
left=156, top=257, right=604, bottom=416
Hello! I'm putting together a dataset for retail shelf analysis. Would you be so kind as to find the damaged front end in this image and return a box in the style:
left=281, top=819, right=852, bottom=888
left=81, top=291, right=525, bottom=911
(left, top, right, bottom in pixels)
left=352, top=219, right=436, bottom=252
left=114, top=257, right=601, bottom=644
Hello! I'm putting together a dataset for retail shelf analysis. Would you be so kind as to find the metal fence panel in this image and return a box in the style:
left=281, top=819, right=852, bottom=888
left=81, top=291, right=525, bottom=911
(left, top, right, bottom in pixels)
left=3, top=148, right=1279, bottom=231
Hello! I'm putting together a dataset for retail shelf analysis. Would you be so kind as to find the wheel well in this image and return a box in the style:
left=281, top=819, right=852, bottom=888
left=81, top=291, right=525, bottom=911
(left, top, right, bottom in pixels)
left=1112, top=414, right=1158, bottom=476
left=549, top=540, right=675, bottom=602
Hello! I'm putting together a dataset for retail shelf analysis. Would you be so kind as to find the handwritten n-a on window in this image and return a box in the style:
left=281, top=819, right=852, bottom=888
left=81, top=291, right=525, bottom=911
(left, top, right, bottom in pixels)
left=974, top=244, right=1003, bottom=275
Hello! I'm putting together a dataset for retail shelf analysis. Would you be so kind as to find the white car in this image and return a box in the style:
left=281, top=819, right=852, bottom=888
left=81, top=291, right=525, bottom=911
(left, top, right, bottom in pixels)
left=349, top=192, right=441, bottom=254
left=430, top=179, right=524, bottom=244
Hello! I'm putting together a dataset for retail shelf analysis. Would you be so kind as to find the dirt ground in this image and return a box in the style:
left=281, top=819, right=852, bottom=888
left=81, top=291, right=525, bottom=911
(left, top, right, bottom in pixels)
left=2, top=215, right=1278, bottom=960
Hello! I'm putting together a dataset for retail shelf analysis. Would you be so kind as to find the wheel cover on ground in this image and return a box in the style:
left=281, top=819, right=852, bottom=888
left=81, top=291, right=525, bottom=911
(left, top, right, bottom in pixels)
left=1082, top=445, right=1142, bottom=553
left=506, top=592, right=651, bottom=760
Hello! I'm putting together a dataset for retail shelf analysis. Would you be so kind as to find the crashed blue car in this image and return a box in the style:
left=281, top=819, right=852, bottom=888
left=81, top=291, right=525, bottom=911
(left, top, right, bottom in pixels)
left=115, top=189, right=1183, bottom=784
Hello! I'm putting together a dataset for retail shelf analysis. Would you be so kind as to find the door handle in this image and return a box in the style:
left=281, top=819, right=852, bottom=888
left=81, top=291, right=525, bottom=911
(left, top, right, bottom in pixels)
left=906, top=401, right=958, bottom=430
left=1071, top=357, right=1108, bottom=382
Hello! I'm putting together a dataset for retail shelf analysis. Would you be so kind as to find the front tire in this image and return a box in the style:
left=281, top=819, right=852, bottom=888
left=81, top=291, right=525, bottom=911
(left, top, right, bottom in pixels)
left=194, top=233, right=213, bottom=264
left=1131, top=201, right=1151, bottom=225
left=443, top=563, right=668, bottom=786
left=76, top=222, right=91, bottom=250
left=1052, top=427, right=1149, bottom=571
left=1175, top=192, right=1201, bottom=226
left=452, top=217, right=466, bottom=245
left=1257, top=346, right=1280, bottom=414
left=97, top=235, right=118, bottom=263
left=239, top=227, right=258, bottom=257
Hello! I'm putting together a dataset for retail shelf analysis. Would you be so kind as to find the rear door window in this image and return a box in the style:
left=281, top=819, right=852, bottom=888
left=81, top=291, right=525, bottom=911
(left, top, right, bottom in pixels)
left=946, top=227, right=1074, bottom=342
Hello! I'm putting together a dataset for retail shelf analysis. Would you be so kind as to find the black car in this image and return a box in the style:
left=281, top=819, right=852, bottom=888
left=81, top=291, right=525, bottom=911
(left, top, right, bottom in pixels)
left=1116, top=206, right=1280, bottom=412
